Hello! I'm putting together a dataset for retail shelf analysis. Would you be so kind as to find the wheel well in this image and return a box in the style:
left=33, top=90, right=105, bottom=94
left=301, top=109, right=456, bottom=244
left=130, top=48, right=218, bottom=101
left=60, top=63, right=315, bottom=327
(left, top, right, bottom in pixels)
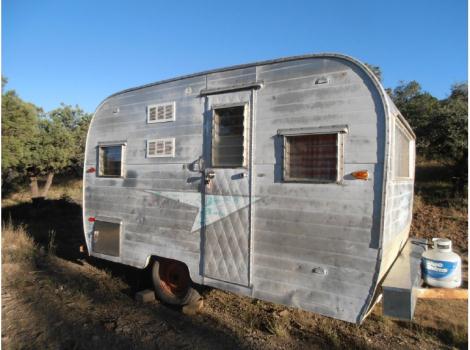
left=145, top=255, right=193, bottom=281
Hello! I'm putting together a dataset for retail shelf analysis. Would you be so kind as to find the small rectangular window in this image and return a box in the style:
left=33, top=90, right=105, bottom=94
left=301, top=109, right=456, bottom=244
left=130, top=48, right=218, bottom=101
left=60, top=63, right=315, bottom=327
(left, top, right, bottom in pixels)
left=278, top=125, right=347, bottom=183
left=98, top=144, right=125, bottom=177
left=212, top=105, right=247, bottom=168
left=147, top=138, right=175, bottom=158
left=393, top=120, right=413, bottom=179
left=284, top=133, right=339, bottom=182
left=147, top=102, right=175, bottom=123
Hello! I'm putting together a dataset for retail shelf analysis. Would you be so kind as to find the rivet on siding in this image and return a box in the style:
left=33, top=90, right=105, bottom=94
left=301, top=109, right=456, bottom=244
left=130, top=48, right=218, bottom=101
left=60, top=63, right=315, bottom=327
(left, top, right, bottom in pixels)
left=112, top=107, right=120, bottom=114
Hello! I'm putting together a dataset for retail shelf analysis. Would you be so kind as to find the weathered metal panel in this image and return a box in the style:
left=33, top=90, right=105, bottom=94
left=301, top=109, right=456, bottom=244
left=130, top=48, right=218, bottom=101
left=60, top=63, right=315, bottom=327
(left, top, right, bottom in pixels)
left=250, top=57, right=386, bottom=323
left=92, top=219, right=121, bottom=256
left=382, top=238, right=425, bottom=320
left=206, top=66, right=256, bottom=90
left=378, top=110, right=415, bottom=281
left=83, top=54, right=410, bottom=324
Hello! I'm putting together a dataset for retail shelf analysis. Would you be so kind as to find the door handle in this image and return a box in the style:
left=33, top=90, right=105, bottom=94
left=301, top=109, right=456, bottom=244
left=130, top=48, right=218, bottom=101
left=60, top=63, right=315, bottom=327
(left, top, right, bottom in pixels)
left=205, top=170, right=215, bottom=184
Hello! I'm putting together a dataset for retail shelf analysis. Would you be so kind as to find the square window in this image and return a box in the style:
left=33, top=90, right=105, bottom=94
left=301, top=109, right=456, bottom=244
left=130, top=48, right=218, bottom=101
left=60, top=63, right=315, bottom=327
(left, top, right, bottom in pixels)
left=98, top=144, right=125, bottom=177
left=283, top=133, right=340, bottom=182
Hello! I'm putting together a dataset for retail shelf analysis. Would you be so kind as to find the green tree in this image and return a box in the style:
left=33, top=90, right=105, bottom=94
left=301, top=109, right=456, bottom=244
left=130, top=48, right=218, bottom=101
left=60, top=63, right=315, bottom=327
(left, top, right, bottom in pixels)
left=1, top=90, right=40, bottom=183
left=27, top=116, right=76, bottom=197
left=2, top=81, right=87, bottom=198
left=390, top=81, right=441, bottom=158
left=2, top=76, right=8, bottom=91
left=74, top=113, right=92, bottom=172
left=48, top=104, right=92, bottom=173
left=430, top=83, right=468, bottom=176
left=390, top=81, right=468, bottom=180
left=365, top=63, right=382, bottom=82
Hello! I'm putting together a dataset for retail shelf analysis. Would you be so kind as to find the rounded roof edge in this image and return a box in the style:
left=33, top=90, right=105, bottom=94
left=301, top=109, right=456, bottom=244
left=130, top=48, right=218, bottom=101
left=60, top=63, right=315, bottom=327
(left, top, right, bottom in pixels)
left=95, top=52, right=404, bottom=134
left=103, top=52, right=383, bottom=99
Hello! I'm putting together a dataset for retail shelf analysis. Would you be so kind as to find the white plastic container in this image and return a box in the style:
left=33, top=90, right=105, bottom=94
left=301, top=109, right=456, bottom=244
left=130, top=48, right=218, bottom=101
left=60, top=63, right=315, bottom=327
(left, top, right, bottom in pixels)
left=422, top=238, right=461, bottom=288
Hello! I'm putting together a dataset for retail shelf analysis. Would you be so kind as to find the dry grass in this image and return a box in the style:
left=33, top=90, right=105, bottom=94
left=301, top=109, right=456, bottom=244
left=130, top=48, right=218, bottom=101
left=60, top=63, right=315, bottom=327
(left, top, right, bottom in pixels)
left=1, top=221, right=140, bottom=349
left=412, top=195, right=468, bottom=252
left=2, top=221, right=41, bottom=266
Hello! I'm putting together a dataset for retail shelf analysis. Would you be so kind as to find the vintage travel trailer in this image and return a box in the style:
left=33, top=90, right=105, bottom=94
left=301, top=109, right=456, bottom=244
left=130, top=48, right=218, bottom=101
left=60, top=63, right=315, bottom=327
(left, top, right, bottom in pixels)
left=83, top=53, right=416, bottom=324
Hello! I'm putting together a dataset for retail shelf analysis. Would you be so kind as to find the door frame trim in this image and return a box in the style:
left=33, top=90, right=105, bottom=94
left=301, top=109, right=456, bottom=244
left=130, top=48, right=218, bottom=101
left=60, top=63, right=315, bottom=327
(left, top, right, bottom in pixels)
left=201, top=90, right=255, bottom=287
left=248, top=89, right=256, bottom=287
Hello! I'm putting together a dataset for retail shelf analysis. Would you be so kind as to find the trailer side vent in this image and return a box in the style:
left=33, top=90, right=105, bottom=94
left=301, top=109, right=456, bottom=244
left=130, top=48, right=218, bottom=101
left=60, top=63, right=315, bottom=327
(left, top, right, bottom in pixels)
left=147, top=102, right=176, bottom=123
left=147, top=138, right=175, bottom=158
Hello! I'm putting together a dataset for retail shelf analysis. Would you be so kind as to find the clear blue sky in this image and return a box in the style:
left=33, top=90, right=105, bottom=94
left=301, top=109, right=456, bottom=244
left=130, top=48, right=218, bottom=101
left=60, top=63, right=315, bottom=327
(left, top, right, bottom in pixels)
left=3, top=0, right=467, bottom=113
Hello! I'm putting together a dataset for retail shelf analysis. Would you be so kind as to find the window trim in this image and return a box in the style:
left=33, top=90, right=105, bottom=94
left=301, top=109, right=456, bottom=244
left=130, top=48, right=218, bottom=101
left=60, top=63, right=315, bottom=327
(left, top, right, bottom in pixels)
left=97, top=142, right=126, bottom=178
left=279, top=125, right=348, bottom=184
left=147, top=101, right=176, bottom=124
left=393, top=117, right=415, bottom=180
left=146, top=137, right=176, bottom=158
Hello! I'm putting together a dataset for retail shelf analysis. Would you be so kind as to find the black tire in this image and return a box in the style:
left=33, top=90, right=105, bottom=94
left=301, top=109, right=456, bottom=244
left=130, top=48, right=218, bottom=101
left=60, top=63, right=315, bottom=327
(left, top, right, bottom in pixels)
left=151, top=258, right=197, bottom=305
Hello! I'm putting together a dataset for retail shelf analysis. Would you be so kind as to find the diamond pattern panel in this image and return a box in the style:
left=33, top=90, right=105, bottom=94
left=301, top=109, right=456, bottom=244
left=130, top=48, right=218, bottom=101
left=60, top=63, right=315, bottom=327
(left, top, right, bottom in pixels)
left=204, top=168, right=250, bottom=286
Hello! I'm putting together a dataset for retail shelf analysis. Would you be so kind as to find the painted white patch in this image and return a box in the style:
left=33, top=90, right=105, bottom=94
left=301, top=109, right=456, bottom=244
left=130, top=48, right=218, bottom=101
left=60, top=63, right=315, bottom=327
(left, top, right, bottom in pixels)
left=145, top=190, right=259, bottom=232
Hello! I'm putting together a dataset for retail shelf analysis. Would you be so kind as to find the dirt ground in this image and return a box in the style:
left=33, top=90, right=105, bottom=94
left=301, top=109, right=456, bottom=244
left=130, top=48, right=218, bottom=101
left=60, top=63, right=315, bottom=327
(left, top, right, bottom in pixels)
left=1, top=177, right=468, bottom=350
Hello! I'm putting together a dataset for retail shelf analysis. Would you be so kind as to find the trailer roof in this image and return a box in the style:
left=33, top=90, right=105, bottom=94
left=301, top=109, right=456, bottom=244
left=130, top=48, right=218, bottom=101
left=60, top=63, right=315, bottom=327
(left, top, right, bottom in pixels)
left=107, top=53, right=369, bottom=98
left=101, top=52, right=415, bottom=138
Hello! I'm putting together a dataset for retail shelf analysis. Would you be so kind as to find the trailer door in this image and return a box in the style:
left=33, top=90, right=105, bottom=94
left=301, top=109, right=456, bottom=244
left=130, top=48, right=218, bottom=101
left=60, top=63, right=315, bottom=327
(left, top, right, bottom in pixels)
left=201, top=90, right=254, bottom=287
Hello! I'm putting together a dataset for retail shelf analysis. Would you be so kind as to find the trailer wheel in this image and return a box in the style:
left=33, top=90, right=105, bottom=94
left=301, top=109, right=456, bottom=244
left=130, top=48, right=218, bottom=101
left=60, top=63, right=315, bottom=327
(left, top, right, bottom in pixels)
left=152, top=258, right=195, bottom=305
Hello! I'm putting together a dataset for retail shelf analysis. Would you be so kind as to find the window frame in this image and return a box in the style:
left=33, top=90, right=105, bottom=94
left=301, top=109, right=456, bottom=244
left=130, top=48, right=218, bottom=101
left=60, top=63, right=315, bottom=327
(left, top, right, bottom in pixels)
left=211, top=102, right=249, bottom=169
left=147, top=101, right=176, bottom=124
left=278, top=125, right=348, bottom=184
left=393, top=117, right=415, bottom=180
left=146, top=137, right=176, bottom=158
left=97, top=142, right=126, bottom=178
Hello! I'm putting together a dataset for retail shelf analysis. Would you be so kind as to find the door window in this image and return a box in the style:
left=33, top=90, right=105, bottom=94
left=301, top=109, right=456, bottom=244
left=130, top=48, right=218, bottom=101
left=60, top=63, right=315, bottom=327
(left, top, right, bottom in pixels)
left=212, top=105, right=247, bottom=168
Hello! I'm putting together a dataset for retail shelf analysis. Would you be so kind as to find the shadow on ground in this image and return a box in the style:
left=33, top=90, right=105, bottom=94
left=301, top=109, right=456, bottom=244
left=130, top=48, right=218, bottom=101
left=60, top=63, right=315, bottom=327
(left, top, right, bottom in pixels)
left=3, top=257, right=247, bottom=349
left=2, top=198, right=153, bottom=295
left=2, top=198, right=252, bottom=349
